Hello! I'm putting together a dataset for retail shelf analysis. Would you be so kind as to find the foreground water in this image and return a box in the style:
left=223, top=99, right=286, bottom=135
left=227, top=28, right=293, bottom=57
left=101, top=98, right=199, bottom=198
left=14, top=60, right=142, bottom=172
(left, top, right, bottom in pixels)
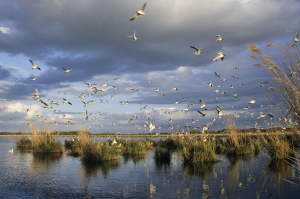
left=1, top=137, right=300, bottom=198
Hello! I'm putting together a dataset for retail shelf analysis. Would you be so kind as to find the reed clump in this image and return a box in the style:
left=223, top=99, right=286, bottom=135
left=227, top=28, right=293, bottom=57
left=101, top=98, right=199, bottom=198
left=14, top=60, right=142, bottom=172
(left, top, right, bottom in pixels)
left=79, top=131, right=121, bottom=163
left=260, top=134, right=295, bottom=161
left=81, top=141, right=121, bottom=163
left=64, top=129, right=91, bottom=156
left=216, top=115, right=261, bottom=155
left=65, top=138, right=83, bottom=156
left=165, top=136, right=218, bottom=163
left=120, top=139, right=153, bottom=155
left=16, top=123, right=63, bottom=153
left=15, top=137, right=33, bottom=149
left=31, top=132, right=63, bottom=153
left=181, top=139, right=219, bottom=164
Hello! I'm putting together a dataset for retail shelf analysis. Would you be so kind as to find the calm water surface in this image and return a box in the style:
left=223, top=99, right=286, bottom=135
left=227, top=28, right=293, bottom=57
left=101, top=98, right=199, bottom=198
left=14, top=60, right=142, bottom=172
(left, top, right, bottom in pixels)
left=1, top=137, right=300, bottom=199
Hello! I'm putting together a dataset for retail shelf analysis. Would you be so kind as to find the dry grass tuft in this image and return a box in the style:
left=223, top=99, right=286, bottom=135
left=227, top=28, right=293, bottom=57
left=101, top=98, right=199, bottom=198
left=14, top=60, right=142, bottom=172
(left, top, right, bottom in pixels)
left=248, top=43, right=262, bottom=54
left=267, top=42, right=277, bottom=47
left=16, top=123, right=63, bottom=153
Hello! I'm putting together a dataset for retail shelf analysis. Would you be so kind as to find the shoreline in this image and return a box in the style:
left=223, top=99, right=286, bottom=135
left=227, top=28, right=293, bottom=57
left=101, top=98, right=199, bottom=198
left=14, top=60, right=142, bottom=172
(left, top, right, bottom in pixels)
left=0, top=132, right=296, bottom=138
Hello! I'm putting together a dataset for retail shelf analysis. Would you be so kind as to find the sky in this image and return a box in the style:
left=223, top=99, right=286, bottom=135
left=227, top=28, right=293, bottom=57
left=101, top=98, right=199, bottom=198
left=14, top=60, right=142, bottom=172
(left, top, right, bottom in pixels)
left=0, top=0, right=299, bottom=134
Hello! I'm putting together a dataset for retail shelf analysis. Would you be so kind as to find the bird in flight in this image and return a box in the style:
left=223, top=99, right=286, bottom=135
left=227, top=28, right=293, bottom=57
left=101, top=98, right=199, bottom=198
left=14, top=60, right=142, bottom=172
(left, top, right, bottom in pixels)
left=197, top=110, right=206, bottom=117
left=216, top=34, right=223, bottom=41
left=62, top=98, right=72, bottom=105
left=248, top=98, right=256, bottom=104
left=214, top=72, right=220, bottom=78
left=292, top=32, right=299, bottom=47
left=130, top=2, right=147, bottom=21
left=39, top=99, right=52, bottom=108
left=190, top=46, right=202, bottom=55
left=32, top=88, right=39, bottom=100
left=213, top=52, right=225, bottom=61
left=207, top=82, right=213, bottom=87
left=127, top=30, right=137, bottom=41
left=199, top=100, right=206, bottom=108
left=216, top=105, right=223, bottom=118
left=29, top=60, right=41, bottom=70
left=62, top=67, right=72, bottom=73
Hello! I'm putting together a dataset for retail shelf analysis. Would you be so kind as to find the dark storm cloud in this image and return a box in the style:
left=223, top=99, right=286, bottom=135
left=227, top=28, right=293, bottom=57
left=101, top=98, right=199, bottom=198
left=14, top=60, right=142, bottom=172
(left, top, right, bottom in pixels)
left=0, top=65, right=12, bottom=79
left=1, top=0, right=299, bottom=84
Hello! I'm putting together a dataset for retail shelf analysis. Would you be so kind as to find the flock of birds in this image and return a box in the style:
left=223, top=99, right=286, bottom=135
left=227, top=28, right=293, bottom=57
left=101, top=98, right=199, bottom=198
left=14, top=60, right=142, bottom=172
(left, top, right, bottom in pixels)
left=22, top=2, right=299, bottom=134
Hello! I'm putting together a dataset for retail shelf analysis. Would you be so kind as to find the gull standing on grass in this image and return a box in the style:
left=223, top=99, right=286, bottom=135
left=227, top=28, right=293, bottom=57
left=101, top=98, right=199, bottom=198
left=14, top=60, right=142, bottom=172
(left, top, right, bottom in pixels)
left=130, top=2, right=147, bottom=21
left=29, top=60, right=41, bottom=70
left=190, top=46, right=202, bottom=55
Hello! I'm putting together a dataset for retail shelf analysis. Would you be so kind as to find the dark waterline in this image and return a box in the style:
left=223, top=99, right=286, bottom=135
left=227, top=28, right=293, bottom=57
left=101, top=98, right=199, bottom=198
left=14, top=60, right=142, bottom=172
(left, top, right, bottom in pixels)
left=1, top=137, right=300, bottom=198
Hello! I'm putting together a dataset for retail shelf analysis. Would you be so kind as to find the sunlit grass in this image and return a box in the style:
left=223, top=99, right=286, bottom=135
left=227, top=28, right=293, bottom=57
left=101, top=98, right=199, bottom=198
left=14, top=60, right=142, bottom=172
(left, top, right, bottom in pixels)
left=78, top=131, right=121, bottom=163
left=166, top=136, right=219, bottom=163
left=16, top=123, right=63, bottom=153
left=119, top=139, right=153, bottom=155
left=260, top=134, right=296, bottom=161
left=216, top=115, right=261, bottom=155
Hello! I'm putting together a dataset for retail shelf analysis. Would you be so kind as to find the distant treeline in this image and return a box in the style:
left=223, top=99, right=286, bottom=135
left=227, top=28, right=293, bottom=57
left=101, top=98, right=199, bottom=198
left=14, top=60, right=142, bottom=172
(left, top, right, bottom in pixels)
left=0, top=127, right=295, bottom=136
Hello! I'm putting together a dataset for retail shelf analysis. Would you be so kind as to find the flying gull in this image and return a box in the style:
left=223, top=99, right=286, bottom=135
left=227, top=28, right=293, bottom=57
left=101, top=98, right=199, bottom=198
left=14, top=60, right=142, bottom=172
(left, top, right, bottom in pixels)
left=29, top=60, right=41, bottom=70
left=216, top=34, right=223, bottom=41
left=190, top=46, right=202, bottom=55
left=32, top=89, right=39, bottom=100
left=197, top=110, right=206, bottom=117
left=292, top=32, right=299, bottom=47
left=62, top=67, right=72, bottom=73
left=39, top=99, right=52, bottom=108
left=199, top=100, right=206, bottom=108
left=213, top=52, right=225, bottom=61
left=127, top=30, right=137, bottom=41
left=62, top=98, right=72, bottom=105
left=130, top=2, right=147, bottom=21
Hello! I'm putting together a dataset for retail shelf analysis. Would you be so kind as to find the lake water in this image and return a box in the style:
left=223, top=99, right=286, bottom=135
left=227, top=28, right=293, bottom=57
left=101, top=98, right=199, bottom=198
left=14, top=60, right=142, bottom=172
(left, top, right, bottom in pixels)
left=1, top=137, right=300, bottom=198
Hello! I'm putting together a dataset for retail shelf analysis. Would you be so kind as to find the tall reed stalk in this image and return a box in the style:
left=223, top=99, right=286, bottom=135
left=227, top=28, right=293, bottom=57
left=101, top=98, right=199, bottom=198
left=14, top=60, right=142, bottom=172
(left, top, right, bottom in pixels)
left=248, top=42, right=300, bottom=126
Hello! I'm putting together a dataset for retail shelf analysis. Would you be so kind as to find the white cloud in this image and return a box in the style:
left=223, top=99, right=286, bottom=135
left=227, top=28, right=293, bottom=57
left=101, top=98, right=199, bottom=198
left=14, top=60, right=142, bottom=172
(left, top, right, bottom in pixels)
left=0, top=27, right=10, bottom=34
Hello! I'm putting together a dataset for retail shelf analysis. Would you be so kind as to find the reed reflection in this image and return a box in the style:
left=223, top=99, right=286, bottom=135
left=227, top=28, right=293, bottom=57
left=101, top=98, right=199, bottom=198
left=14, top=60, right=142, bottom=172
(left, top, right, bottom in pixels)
left=32, top=153, right=63, bottom=166
left=123, top=154, right=146, bottom=164
left=154, top=147, right=171, bottom=173
left=183, top=162, right=216, bottom=178
left=262, top=159, right=293, bottom=196
left=81, top=160, right=120, bottom=179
